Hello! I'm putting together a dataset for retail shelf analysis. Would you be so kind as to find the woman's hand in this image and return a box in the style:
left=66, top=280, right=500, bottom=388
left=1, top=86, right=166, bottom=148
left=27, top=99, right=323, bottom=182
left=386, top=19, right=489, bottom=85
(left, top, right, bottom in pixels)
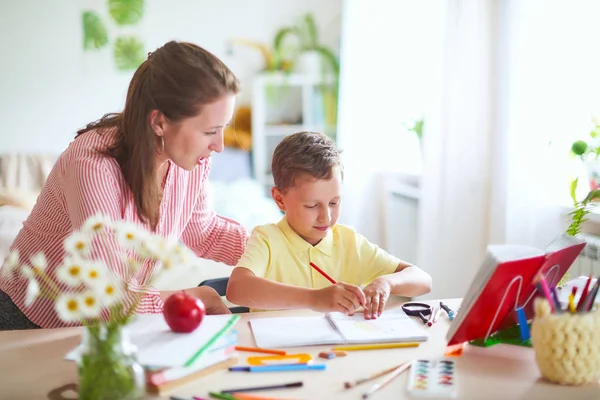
left=362, top=278, right=391, bottom=319
left=310, top=283, right=366, bottom=315
left=186, top=286, right=231, bottom=315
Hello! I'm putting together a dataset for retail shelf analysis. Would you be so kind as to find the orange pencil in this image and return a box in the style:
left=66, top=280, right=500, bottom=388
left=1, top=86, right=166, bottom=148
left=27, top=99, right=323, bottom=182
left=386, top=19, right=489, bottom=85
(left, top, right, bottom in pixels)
left=234, top=346, right=287, bottom=356
left=309, top=262, right=337, bottom=284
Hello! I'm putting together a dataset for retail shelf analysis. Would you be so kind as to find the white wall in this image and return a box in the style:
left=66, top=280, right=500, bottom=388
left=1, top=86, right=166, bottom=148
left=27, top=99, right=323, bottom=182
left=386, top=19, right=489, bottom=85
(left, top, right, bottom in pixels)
left=0, top=0, right=342, bottom=153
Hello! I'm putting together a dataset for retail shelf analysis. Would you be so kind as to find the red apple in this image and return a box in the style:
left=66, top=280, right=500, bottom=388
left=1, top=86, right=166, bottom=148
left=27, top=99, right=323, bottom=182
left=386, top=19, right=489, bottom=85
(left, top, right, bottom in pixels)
left=163, top=292, right=206, bottom=333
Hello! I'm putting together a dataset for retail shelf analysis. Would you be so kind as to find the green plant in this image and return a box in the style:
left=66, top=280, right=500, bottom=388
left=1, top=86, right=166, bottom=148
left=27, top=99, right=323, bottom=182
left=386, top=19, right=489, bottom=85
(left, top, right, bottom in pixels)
left=566, top=179, right=600, bottom=237
left=558, top=180, right=600, bottom=288
left=273, top=13, right=340, bottom=76
left=407, top=118, right=424, bottom=141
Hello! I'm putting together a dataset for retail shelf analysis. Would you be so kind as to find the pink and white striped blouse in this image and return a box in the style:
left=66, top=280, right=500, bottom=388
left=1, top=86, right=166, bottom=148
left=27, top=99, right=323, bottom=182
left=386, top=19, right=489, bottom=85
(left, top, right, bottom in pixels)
left=0, top=128, right=248, bottom=328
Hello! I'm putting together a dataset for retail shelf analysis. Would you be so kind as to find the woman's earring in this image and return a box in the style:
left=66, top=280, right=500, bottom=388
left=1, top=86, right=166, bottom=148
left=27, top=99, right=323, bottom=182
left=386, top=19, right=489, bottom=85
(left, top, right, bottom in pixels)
left=156, top=136, right=165, bottom=155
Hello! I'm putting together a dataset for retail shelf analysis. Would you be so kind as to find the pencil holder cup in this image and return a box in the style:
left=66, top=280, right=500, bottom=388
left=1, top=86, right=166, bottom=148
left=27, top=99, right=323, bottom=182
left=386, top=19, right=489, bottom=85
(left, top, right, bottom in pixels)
left=531, top=297, right=600, bottom=385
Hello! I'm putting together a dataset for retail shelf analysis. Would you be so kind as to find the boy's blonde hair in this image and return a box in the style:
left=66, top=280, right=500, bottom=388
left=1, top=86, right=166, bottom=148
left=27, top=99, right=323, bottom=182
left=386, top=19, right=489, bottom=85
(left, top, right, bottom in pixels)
left=271, top=131, right=343, bottom=192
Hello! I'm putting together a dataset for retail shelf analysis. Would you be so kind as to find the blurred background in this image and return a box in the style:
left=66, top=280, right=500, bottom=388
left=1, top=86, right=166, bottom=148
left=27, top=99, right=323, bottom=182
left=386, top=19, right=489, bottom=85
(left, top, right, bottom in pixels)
left=2, top=0, right=600, bottom=299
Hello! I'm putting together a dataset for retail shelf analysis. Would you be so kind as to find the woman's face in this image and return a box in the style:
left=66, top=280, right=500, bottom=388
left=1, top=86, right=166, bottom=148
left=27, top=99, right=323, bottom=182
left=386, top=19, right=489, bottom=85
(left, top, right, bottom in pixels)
left=156, top=94, right=236, bottom=170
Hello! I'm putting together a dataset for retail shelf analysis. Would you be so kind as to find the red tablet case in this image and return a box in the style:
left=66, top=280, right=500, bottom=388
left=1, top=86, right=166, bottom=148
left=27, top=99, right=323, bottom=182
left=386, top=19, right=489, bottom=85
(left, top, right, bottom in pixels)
left=446, top=235, right=586, bottom=346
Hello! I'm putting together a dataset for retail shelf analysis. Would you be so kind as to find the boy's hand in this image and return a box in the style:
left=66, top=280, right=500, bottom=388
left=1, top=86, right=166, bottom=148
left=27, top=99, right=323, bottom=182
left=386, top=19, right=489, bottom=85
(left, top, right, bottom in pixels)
left=311, top=283, right=366, bottom=315
left=363, top=278, right=391, bottom=319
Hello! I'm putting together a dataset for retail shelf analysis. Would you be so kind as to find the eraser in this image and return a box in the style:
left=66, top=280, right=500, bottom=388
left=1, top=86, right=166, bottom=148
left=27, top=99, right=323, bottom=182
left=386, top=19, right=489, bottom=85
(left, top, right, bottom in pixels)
left=319, top=351, right=335, bottom=359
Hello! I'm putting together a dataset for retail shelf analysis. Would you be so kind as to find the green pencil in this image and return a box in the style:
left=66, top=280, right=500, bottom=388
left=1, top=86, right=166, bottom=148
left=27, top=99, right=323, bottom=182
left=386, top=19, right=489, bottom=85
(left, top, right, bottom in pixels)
left=208, top=392, right=240, bottom=400
left=184, top=315, right=240, bottom=367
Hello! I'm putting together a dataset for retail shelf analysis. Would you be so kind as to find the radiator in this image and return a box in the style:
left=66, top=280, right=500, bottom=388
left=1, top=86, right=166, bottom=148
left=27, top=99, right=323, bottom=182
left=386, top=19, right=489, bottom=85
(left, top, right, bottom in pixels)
left=570, top=233, right=600, bottom=277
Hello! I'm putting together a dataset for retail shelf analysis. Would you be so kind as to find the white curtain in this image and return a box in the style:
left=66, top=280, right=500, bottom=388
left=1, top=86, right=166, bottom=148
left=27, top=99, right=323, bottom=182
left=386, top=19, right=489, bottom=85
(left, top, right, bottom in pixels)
left=418, top=0, right=600, bottom=300
left=337, top=0, right=445, bottom=244
left=417, top=0, right=503, bottom=300
left=338, top=0, right=600, bottom=301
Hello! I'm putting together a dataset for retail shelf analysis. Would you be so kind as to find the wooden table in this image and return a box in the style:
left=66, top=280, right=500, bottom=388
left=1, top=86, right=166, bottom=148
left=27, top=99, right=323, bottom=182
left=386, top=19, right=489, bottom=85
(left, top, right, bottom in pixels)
left=1, top=298, right=599, bottom=399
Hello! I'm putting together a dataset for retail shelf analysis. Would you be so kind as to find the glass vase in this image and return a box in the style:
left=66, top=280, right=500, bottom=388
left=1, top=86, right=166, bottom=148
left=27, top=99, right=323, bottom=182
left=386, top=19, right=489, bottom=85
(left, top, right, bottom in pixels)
left=77, top=324, right=145, bottom=400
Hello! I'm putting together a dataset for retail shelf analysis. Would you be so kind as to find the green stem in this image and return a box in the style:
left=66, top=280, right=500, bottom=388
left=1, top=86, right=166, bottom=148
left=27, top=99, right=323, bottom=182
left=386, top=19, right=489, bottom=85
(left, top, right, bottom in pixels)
left=34, top=271, right=61, bottom=300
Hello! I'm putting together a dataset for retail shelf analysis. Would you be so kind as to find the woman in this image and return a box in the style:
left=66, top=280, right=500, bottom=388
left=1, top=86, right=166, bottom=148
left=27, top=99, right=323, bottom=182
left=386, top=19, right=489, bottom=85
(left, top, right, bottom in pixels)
left=0, top=41, right=248, bottom=330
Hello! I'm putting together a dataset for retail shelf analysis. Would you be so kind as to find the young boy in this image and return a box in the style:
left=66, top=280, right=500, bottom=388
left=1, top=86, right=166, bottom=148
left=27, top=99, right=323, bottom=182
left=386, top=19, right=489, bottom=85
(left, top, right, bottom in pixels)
left=226, top=131, right=432, bottom=319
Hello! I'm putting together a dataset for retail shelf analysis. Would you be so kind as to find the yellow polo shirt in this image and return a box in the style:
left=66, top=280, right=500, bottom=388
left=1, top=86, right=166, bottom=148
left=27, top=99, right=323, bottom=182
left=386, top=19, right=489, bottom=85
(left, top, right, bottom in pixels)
left=236, top=217, right=400, bottom=290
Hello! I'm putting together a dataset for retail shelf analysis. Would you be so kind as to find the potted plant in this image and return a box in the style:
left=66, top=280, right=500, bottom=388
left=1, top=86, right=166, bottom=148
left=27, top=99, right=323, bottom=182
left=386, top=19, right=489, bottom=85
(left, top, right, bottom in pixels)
left=273, top=13, right=339, bottom=78
left=3, top=215, right=201, bottom=399
left=558, top=179, right=600, bottom=287
left=273, top=13, right=340, bottom=128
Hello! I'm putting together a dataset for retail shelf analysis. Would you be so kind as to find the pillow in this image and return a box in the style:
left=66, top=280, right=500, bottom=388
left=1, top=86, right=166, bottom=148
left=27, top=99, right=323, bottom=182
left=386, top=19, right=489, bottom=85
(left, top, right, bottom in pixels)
left=0, top=187, right=39, bottom=211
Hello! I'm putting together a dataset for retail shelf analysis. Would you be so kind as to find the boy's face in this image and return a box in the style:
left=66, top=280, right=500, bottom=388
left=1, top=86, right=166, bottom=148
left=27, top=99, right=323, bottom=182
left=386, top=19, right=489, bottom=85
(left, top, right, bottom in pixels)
left=272, top=170, right=342, bottom=246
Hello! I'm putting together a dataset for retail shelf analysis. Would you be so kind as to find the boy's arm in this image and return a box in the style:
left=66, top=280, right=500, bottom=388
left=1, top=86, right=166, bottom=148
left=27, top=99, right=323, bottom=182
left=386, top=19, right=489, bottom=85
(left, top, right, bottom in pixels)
left=378, top=262, right=433, bottom=297
left=226, top=267, right=366, bottom=314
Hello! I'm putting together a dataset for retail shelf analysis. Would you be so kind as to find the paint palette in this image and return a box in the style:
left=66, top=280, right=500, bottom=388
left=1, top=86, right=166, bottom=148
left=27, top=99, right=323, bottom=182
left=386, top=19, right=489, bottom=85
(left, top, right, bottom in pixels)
left=406, top=359, right=457, bottom=398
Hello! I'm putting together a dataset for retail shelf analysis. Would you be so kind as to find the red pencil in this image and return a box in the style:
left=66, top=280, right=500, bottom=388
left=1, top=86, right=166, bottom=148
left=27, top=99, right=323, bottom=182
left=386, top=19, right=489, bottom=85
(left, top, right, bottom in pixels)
left=309, top=262, right=337, bottom=284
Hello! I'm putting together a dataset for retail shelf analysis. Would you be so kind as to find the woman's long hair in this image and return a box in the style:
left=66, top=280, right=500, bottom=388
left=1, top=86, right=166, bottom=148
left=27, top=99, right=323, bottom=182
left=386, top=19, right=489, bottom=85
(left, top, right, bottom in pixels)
left=77, top=41, right=239, bottom=228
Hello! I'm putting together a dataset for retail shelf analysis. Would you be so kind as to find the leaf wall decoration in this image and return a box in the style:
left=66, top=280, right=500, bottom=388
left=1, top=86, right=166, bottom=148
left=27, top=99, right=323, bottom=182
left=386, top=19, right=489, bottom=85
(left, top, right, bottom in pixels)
left=113, top=36, right=145, bottom=71
left=108, top=0, right=144, bottom=26
left=82, top=10, right=109, bottom=50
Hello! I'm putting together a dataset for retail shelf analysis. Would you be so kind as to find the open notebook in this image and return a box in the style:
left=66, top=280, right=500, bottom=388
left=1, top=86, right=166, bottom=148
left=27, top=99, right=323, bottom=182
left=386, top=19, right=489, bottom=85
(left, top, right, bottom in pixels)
left=249, top=308, right=429, bottom=348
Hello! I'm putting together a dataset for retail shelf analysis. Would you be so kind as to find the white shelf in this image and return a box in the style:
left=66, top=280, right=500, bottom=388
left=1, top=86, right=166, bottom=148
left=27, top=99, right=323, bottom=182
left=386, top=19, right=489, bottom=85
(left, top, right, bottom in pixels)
left=252, top=72, right=338, bottom=187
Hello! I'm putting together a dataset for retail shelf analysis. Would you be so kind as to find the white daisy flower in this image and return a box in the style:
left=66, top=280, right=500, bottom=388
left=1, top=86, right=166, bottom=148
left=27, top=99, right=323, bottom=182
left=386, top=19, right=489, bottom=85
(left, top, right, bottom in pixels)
left=94, top=280, right=124, bottom=307
left=24, top=278, right=39, bottom=306
left=140, top=235, right=170, bottom=260
left=30, top=252, right=47, bottom=274
left=0, top=250, right=20, bottom=278
left=21, top=266, right=34, bottom=279
left=56, top=257, right=85, bottom=286
left=81, top=261, right=107, bottom=287
left=64, top=232, right=92, bottom=257
left=126, top=258, right=143, bottom=273
left=82, top=213, right=111, bottom=234
left=114, top=221, right=145, bottom=250
left=55, top=294, right=82, bottom=322
left=79, top=291, right=102, bottom=318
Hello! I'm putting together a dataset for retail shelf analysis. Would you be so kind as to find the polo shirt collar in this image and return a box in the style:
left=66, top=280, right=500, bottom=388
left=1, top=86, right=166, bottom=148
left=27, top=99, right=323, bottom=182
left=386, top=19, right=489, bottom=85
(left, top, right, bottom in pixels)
left=277, top=217, right=333, bottom=257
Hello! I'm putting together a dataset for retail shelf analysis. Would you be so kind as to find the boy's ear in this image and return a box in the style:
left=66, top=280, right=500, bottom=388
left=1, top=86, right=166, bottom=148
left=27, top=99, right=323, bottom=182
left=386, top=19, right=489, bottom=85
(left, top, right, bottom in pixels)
left=271, top=187, right=286, bottom=211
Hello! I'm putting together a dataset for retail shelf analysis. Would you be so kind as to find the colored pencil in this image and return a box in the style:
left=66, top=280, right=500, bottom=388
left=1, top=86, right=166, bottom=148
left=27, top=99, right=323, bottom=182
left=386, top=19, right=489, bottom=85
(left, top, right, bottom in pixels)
left=248, top=364, right=325, bottom=372
left=568, top=293, right=576, bottom=313
left=229, top=363, right=309, bottom=372
left=309, top=262, right=337, bottom=284
left=576, top=274, right=594, bottom=311
left=230, top=394, right=296, bottom=400
left=534, top=274, right=555, bottom=312
left=332, top=342, right=420, bottom=351
left=184, top=315, right=240, bottom=367
left=426, top=306, right=436, bottom=326
left=550, top=286, right=563, bottom=312
left=208, top=393, right=241, bottom=400
left=362, top=362, right=411, bottom=399
left=234, top=346, right=286, bottom=355
left=344, top=364, right=404, bottom=389
left=583, top=280, right=600, bottom=311
left=222, top=382, right=303, bottom=394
